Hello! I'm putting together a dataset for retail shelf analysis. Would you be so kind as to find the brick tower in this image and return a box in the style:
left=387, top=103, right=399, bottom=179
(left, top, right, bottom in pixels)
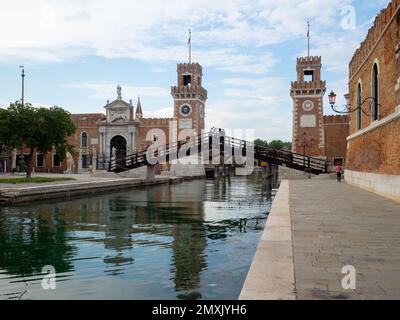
left=171, top=63, right=207, bottom=138
left=291, top=56, right=326, bottom=157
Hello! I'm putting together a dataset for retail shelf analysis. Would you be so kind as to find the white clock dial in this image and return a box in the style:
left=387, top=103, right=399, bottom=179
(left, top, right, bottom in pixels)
left=303, top=100, right=314, bottom=112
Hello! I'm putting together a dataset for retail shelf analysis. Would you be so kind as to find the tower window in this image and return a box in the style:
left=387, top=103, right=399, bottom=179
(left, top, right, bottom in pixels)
left=304, top=70, right=314, bottom=81
left=183, top=75, right=192, bottom=86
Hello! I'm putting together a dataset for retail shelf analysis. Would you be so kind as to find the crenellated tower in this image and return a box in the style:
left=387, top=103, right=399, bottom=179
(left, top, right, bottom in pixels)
left=171, top=63, right=207, bottom=137
left=290, top=56, right=327, bottom=157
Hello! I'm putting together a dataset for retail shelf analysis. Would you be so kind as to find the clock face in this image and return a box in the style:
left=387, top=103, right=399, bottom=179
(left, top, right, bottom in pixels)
left=180, top=104, right=192, bottom=116
left=303, top=100, right=314, bottom=112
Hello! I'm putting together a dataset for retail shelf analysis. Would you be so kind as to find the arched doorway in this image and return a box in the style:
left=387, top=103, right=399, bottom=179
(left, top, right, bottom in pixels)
left=110, top=135, right=127, bottom=169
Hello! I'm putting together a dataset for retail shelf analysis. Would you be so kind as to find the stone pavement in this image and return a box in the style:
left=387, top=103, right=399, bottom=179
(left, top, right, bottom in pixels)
left=290, top=180, right=400, bottom=300
left=0, top=173, right=176, bottom=204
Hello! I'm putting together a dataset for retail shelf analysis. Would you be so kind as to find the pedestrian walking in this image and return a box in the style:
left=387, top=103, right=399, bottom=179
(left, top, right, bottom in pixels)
left=336, top=164, right=343, bottom=182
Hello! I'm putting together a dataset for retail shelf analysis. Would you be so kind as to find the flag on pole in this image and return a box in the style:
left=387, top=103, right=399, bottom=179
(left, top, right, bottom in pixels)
left=188, top=29, right=191, bottom=44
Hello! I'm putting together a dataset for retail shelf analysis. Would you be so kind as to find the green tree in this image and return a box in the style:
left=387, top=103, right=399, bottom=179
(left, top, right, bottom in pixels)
left=254, top=138, right=269, bottom=147
left=268, top=140, right=284, bottom=149
left=0, top=102, right=76, bottom=178
left=282, top=141, right=292, bottom=150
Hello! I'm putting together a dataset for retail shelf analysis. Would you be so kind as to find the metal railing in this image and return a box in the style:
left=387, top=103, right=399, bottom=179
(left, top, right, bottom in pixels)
left=108, top=131, right=329, bottom=175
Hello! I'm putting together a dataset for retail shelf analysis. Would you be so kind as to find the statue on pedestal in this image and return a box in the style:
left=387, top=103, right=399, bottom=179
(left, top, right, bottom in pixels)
left=65, top=152, right=75, bottom=174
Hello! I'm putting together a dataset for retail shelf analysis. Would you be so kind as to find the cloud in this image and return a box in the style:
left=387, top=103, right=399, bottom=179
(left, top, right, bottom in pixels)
left=0, top=0, right=380, bottom=142
left=61, top=82, right=170, bottom=100
left=0, top=0, right=355, bottom=67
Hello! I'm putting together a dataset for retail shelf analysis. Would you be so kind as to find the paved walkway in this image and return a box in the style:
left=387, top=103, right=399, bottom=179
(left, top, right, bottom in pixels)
left=290, top=180, right=400, bottom=300
left=0, top=173, right=177, bottom=204
left=0, top=173, right=130, bottom=189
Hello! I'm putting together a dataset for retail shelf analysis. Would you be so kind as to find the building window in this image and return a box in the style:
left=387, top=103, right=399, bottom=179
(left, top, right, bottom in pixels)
left=304, top=70, right=314, bottom=81
left=183, top=74, right=191, bottom=86
left=81, top=132, right=88, bottom=148
left=152, top=134, right=158, bottom=142
left=36, top=154, right=44, bottom=167
left=82, top=154, right=89, bottom=169
left=357, top=83, right=362, bottom=130
left=372, top=63, right=379, bottom=121
left=53, top=154, right=60, bottom=167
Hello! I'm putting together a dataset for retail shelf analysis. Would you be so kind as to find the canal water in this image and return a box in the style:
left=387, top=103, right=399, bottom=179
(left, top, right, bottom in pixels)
left=0, top=175, right=272, bottom=300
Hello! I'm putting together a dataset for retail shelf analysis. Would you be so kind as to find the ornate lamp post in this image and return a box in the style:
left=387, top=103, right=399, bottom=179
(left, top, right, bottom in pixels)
left=328, top=90, right=379, bottom=117
left=295, top=132, right=314, bottom=167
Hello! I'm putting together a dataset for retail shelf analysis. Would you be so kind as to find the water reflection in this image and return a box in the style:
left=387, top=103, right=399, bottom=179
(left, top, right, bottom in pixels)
left=0, top=174, right=271, bottom=300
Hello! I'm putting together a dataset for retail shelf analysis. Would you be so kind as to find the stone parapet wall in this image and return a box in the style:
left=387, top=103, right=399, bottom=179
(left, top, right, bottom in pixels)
left=345, top=170, right=400, bottom=202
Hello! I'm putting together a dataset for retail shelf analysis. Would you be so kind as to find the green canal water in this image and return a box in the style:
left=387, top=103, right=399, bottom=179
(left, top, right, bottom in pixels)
left=0, top=175, right=273, bottom=300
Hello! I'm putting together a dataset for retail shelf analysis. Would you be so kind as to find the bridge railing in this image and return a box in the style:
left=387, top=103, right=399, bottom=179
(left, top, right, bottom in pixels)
left=108, top=131, right=329, bottom=173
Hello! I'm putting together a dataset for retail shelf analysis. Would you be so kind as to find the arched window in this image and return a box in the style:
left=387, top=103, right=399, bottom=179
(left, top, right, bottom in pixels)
left=372, top=63, right=379, bottom=121
left=357, top=83, right=362, bottom=130
left=81, top=132, right=88, bottom=148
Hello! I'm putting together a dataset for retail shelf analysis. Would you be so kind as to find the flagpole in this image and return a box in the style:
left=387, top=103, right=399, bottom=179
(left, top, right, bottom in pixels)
left=307, top=21, right=310, bottom=57
left=188, top=28, right=192, bottom=64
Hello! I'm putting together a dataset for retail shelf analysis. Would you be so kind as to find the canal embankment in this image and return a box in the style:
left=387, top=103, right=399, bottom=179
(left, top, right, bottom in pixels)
left=0, top=173, right=200, bottom=205
left=240, top=179, right=400, bottom=300
left=239, top=180, right=295, bottom=300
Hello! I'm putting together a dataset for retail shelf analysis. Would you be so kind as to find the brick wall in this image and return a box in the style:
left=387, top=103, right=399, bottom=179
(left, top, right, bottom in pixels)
left=347, top=0, right=400, bottom=175
left=324, top=115, right=350, bottom=166
left=138, top=118, right=172, bottom=151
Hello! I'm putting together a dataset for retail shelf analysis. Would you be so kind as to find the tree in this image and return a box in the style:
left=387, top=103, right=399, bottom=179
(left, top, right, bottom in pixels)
left=282, top=141, right=292, bottom=150
left=254, top=138, right=269, bottom=148
left=0, top=102, right=76, bottom=178
left=268, top=140, right=284, bottom=149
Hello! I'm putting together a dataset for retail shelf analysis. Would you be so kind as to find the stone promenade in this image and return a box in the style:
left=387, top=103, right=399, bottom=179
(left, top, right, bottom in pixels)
left=241, top=179, right=400, bottom=300
left=0, top=173, right=188, bottom=204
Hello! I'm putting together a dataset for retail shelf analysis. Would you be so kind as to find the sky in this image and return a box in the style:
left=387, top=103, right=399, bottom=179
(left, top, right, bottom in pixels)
left=0, top=0, right=391, bottom=141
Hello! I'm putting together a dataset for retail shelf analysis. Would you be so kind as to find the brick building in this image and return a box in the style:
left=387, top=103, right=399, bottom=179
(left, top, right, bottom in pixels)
left=346, top=0, right=400, bottom=201
left=291, top=56, right=349, bottom=170
left=7, top=61, right=207, bottom=174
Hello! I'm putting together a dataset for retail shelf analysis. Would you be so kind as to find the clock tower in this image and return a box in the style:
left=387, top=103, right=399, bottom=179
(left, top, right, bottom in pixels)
left=171, top=63, right=207, bottom=138
left=290, top=56, right=326, bottom=157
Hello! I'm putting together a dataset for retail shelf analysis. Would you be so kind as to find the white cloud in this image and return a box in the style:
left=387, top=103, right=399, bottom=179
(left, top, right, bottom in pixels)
left=0, top=0, right=378, bottom=141
left=61, top=82, right=170, bottom=100
left=145, top=107, right=173, bottom=119
left=0, top=0, right=355, bottom=68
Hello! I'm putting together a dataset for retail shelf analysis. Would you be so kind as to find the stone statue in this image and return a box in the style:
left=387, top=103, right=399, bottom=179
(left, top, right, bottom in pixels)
left=112, top=147, right=117, bottom=159
left=66, top=152, right=75, bottom=172
left=117, top=85, right=122, bottom=100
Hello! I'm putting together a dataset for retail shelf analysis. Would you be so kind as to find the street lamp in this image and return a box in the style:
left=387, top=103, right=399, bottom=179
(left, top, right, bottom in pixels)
left=295, top=132, right=314, bottom=167
left=19, top=65, right=25, bottom=106
left=328, top=90, right=378, bottom=117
